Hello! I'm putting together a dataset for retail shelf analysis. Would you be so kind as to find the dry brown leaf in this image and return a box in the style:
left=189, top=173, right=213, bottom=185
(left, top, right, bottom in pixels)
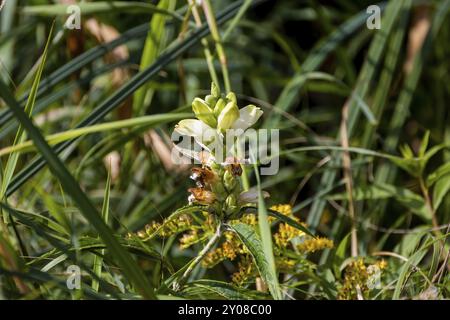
left=404, top=5, right=431, bottom=74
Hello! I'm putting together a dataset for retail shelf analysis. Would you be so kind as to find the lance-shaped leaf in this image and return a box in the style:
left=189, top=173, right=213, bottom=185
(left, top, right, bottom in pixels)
left=228, top=223, right=282, bottom=300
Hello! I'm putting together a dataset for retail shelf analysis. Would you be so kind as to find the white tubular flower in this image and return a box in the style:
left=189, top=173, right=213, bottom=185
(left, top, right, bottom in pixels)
left=175, top=118, right=217, bottom=145
left=232, top=105, right=263, bottom=131
left=175, top=119, right=213, bottom=138
left=174, top=143, right=216, bottom=164
left=238, top=189, right=270, bottom=204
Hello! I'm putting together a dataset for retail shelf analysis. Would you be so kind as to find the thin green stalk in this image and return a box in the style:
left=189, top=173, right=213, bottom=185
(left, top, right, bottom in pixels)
left=201, top=0, right=231, bottom=92
left=189, top=0, right=221, bottom=91
left=173, top=222, right=222, bottom=291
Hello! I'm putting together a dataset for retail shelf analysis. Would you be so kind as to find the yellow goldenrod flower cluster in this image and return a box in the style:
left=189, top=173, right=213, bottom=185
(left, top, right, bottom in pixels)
left=204, top=204, right=334, bottom=286
left=202, top=231, right=246, bottom=267
left=297, top=237, right=334, bottom=254
left=231, top=255, right=255, bottom=286
left=179, top=229, right=202, bottom=249
left=128, top=214, right=193, bottom=240
left=338, top=258, right=387, bottom=300
left=135, top=203, right=334, bottom=288
left=276, top=257, right=297, bottom=272
left=270, top=204, right=293, bottom=216
left=239, top=213, right=257, bottom=225
left=274, top=220, right=305, bottom=248
left=271, top=204, right=305, bottom=247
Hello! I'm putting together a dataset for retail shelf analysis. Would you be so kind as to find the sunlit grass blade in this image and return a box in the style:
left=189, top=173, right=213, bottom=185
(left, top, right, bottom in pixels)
left=91, top=172, right=111, bottom=292
left=0, top=24, right=53, bottom=206
left=133, top=0, right=175, bottom=116
left=0, top=113, right=191, bottom=157
left=23, top=1, right=183, bottom=20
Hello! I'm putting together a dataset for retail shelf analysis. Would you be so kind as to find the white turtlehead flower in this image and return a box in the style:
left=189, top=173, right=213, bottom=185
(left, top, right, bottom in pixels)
left=175, top=119, right=213, bottom=138
left=173, top=89, right=264, bottom=162
left=232, top=105, right=263, bottom=131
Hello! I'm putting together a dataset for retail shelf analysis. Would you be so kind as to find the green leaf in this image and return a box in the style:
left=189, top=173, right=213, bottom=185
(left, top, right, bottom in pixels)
left=0, top=23, right=148, bottom=129
left=23, top=2, right=182, bottom=20
left=0, top=113, right=190, bottom=157
left=133, top=0, right=175, bottom=116
left=375, top=0, right=450, bottom=186
left=427, top=162, right=450, bottom=187
left=182, top=280, right=269, bottom=300
left=92, top=172, right=111, bottom=292
left=333, top=233, right=351, bottom=279
left=432, top=174, right=450, bottom=211
left=0, top=23, right=53, bottom=202
left=307, top=0, right=407, bottom=228
left=228, top=223, right=282, bottom=300
left=419, top=131, right=430, bottom=158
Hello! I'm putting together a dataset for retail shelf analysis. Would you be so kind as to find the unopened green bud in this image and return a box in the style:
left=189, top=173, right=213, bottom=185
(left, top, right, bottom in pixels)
left=205, top=94, right=217, bottom=108
left=213, top=98, right=226, bottom=117
left=226, top=92, right=237, bottom=104
left=223, top=169, right=237, bottom=191
left=217, top=101, right=239, bottom=131
left=225, top=194, right=238, bottom=215
left=192, top=98, right=217, bottom=127
left=211, top=82, right=220, bottom=98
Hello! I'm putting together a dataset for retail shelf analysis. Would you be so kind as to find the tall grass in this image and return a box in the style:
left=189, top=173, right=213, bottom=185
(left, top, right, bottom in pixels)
left=0, top=0, right=448, bottom=300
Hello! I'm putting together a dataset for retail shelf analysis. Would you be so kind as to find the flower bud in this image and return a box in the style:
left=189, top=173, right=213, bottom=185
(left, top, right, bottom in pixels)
left=217, top=101, right=239, bottom=131
left=211, top=82, right=220, bottom=98
left=192, top=98, right=217, bottom=127
left=225, top=194, right=238, bottom=215
left=205, top=94, right=217, bottom=108
left=226, top=92, right=237, bottom=104
left=223, top=169, right=237, bottom=191
left=213, top=98, right=226, bottom=117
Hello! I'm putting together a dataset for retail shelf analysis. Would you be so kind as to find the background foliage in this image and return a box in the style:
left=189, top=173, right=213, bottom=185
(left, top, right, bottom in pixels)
left=0, top=0, right=449, bottom=299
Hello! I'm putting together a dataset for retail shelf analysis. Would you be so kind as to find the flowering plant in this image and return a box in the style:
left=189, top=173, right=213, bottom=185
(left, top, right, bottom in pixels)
left=130, top=83, right=334, bottom=298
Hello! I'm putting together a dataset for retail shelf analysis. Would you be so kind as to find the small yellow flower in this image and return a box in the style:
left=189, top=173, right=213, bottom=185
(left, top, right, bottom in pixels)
left=270, top=204, right=293, bottom=216
left=240, top=213, right=257, bottom=226
left=274, top=222, right=304, bottom=248
left=179, top=230, right=201, bottom=249
left=376, top=259, right=387, bottom=270
left=232, top=255, right=254, bottom=285
left=276, top=257, right=297, bottom=272
left=297, top=237, right=334, bottom=253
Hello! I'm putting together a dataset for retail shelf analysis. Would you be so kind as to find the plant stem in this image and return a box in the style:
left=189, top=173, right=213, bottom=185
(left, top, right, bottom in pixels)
left=340, top=100, right=358, bottom=258
left=419, top=177, right=439, bottom=232
left=173, top=222, right=222, bottom=291
left=188, top=0, right=221, bottom=90
left=201, top=0, right=231, bottom=92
